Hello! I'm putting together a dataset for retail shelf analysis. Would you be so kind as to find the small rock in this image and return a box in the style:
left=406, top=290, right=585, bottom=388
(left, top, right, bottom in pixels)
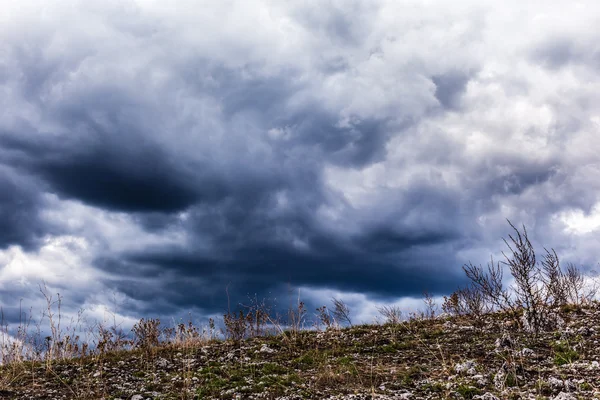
left=578, top=326, right=593, bottom=336
left=493, top=369, right=506, bottom=390
left=553, top=392, right=577, bottom=400
left=156, top=357, right=169, bottom=368
left=495, top=333, right=514, bottom=351
left=473, top=393, right=500, bottom=400
left=591, top=360, right=599, bottom=369
left=131, top=396, right=144, bottom=400
left=472, top=374, right=487, bottom=387
left=564, top=379, right=576, bottom=391
left=519, top=348, right=535, bottom=357
left=548, top=376, right=564, bottom=389
left=455, top=360, right=477, bottom=376
left=259, top=343, right=276, bottom=353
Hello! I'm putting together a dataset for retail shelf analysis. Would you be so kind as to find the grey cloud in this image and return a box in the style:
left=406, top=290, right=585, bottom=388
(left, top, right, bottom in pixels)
left=290, top=1, right=378, bottom=47
left=432, top=72, right=472, bottom=110
left=102, top=242, right=466, bottom=317
left=1, top=0, right=600, bottom=327
left=531, top=36, right=600, bottom=70
left=0, top=166, right=48, bottom=249
left=0, top=129, right=202, bottom=213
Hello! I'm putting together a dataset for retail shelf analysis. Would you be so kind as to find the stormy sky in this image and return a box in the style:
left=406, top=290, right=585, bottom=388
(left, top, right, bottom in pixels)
left=1, top=0, right=600, bottom=327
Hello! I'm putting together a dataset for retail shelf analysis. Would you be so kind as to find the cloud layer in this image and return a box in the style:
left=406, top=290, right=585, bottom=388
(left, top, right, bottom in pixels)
left=1, top=0, right=600, bottom=325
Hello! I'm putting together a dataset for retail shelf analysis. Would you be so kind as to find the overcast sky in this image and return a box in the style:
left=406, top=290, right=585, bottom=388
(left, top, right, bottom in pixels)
left=1, top=0, right=600, bottom=328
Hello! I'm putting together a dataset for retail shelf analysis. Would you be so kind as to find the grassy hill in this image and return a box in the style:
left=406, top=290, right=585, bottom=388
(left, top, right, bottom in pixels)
left=1, top=303, right=600, bottom=400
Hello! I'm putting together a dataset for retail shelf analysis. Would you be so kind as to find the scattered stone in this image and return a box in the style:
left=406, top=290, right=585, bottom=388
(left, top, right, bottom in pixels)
left=156, top=357, right=169, bottom=368
left=493, top=369, right=506, bottom=390
left=259, top=343, right=276, bottom=353
left=472, top=374, right=488, bottom=387
left=577, top=326, right=593, bottom=336
left=519, top=348, right=535, bottom=357
left=553, top=392, right=577, bottom=400
left=455, top=360, right=477, bottom=375
left=548, top=376, right=564, bottom=389
left=473, top=393, right=500, bottom=400
left=495, top=333, right=514, bottom=351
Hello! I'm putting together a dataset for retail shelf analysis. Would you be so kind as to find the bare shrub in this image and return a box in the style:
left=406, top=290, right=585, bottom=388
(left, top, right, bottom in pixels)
left=222, top=310, right=252, bottom=341
left=132, top=318, right=161, bottom=350
left=461, top=220, right=598, bottom=333
left=460, top=285, right=488, bottom=317
left=39, top=283, right=63, bottom=369
left=502, top=221, right=546, bottom=333
left=377, top=305, right=403, bottom=325
left=174, top=321, right=201, bottom=345
left=443, top=285, right=488, bottom=320
left=541, top=248, right=568, bottom=307
left=331, top=298, right=352, bottom=327
left=564, top=262, right=585, bottom=304
left=463, top=257, right=515, bottom=316
left=244, top=299, right=270, bottom=338
left=315, top=306, right=333, bottom=330
left=287, top=300, right=307, bottom=335
left=207, top=318, right=217, bottom=341
left=442, top=291, right=462, bottom=316
left=422, top=291, right=437, bottom=319
left=541, top=248, right=596, bottom=306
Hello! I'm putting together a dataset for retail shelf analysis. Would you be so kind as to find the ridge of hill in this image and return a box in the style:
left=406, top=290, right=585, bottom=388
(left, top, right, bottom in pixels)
left=2, top=303, right=600, bottom=400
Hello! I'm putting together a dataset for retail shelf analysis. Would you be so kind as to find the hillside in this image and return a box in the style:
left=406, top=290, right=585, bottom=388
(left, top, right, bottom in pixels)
left=1, top=304, right=599, bottom=400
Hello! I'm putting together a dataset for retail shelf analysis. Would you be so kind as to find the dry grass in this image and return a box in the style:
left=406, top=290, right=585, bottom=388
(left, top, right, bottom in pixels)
left=1, top=300, right=600, bottom=399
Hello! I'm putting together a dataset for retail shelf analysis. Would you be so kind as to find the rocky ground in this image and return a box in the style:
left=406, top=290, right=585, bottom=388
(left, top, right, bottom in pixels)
left=2, top=304, right=600, bottom=399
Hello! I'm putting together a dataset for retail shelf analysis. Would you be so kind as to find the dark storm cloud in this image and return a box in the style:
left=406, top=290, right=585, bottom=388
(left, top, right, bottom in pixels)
left=292, top=114, right=391, bottom=167
left=0, top=130, right=201, bottom=213
left=102, top=238, right=466, bottom=317
left=0, top=43, right=464, bottom=311
left=0, top=166, right=48, bottom=249
left=38, top=151, right=199, bottom=213
left=2, top=0, right=600, bottom=327
left=101, top=177, right=469, bottom=316
left=182, top=61, right=392, bottom=168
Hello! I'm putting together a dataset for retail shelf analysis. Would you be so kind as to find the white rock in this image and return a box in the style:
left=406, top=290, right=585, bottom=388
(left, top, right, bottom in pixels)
left=472, top=374, right=487, bottom=387
left=455, top=360, right=477, bottom=375
left=553, top=392, right=577, bottom=400
left=259, top=343, right=276, bottom=353
left=519, top=348, right=535, bottom=357
left=473, top=393, right=500, bottom=400
left=495, top=333, right=514, bottom=351
left=493, top=368, right=506, bottom=390
left=548, top=376, right=564, bottom=389
left=131, top=396, right=144, bottom=400
left=156, top=357, right=169, bottom=368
